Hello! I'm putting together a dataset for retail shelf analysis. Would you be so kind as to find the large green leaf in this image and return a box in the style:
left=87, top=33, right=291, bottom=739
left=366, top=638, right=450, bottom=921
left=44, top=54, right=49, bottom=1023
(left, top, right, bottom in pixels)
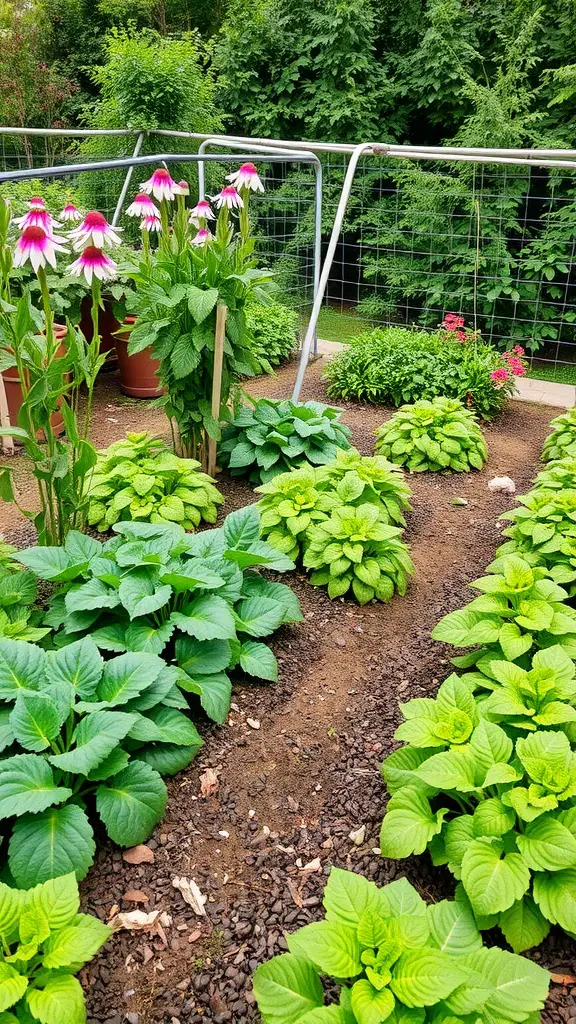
left=380, top=789, right=447, bottom=857
left=0, top=639, right=45, bottom=697
left=9, top=691, right=62, bottom=752
left=136, top=742, right=202, bottom=775
left=532, top=868, right=576, bottom=933
left=27, top=973, right=85, bottom=1024
left=234, top=596, right=287, bottom=637
left=180, top=672, right=232, bottom=724
left=239, top=641, right=278, bottom=681
left=170, top=594, right=237, bottom=641
left=461, top=839, right=531, bottom=916
left=89, top=652, right=163, bottom=708
left=96, top=760, right=166, bottom=845
left=9, top=804, right=95, bottom=887
left=252, top=952, right=324, bottom=1024
left=26, top=873, right=79, bottom=931
left=516, top=815, right=576, bottom=872
left=427, top=899, right=482, bottom=955
left=118, top=573, right=172, bottom=620
left=499, top=897, right=550, bottom=953
left=0, top=964, right=27, bottom=1014
left=64, top=578, right=120, bottom=614
left=17, top=546, right=87, bottom=582
left=42, top=913, right=111, bottom=969
left=350, top=980, right=395, bottom=1024
left=48, top=710, right=136, bottom=775
left=390, top=949, right=470, bottom=1007
left=46, top=638, right=104, bottom=698
left=0, top=755, right=71, bottom=819
left=287, top=921, right=362, bottom=978
left=324, top=868, right=389, bottom=928
left=463, top=946, right=549, bottom=1021
left=176, top=637, right=232, bottom=675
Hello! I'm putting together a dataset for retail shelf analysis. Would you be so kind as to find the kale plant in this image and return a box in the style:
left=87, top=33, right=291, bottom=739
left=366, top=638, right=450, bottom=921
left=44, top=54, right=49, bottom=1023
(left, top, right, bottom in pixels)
left=541, top=408, right=576, bottom=462
left=374, top=397, right=487, bottom=473
left=218, top=397, right=352, bottom=483
left=0, top=637, right=200, bottom=886
left=18, top=509, right=302, bottom=725
left=253, top=866, right=550, bottom=1023
left=0, top=871, right=111, bottom=1024
left=86, top=431, right=224, bottom=532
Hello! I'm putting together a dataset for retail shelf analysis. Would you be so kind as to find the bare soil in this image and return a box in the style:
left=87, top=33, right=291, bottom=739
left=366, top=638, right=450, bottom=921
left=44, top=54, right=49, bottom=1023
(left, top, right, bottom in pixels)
left=1, top=360, right=573, bottom=1024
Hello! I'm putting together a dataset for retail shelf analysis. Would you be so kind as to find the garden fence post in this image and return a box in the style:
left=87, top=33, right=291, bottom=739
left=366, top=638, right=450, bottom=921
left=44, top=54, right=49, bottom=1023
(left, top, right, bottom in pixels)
left=207, top=304, right=227, bottom=477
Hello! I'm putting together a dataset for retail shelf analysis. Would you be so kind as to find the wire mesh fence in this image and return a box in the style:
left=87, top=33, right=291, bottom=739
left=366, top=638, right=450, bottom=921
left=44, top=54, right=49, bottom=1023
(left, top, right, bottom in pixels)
left=1, top=131, right=576, bottom=369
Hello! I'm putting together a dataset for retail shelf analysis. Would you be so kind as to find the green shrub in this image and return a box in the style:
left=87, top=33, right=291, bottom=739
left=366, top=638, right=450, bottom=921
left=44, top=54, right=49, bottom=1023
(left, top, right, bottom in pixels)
left=375, top=397, right=487, bottom=472
left=323, top=327, right=518, bottom=418
left=0, top=871, right=111, bottom=1024
left=541, top=407, right=576, bottom=462
left=0, top=637, right=191, bottom=886
left=496, top=489, right=576, bottom=591
left=302, top=503, right=414, bottom=604
left=245, top=301, right=299, bottom=371
left=252, top=866, right=550, bottom=1023
left=379, top=658, right=576, bottom=950
left=256, top=449, right=412, bottom=562
left=86, top=432, right=224, bottom=532
left=532, top=456, right=576, bottom=491
left=219, top=398, right=352, bottom=483
left=17, top=510, right=302, bottom=726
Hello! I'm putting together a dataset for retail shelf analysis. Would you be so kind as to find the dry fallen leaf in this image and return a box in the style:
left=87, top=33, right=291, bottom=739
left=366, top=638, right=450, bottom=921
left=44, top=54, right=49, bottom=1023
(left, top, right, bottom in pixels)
left=122, top=890, right=149, bottom=904
left=349, top=825, right=366, bottom=846
left=109, top=909, right=161, bottom=932
left=172, top=876, right=207, bottom=917
left=188, top=927, right=203, bottom=943
left=550, top=972, right=576, bottom=985
left=287, top=878, right=303, bottom=909
left=199, top=767, right=221, bottom=798
left=123, top=844, right=155, bottom=865
left=300, top=857, right=321, bottom=874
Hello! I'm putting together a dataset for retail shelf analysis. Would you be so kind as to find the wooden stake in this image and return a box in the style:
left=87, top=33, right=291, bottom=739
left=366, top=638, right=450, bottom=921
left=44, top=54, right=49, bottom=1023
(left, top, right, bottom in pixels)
left=0, top=373, right=14, bottom=453
left=207, top=304, right=227, bottom=478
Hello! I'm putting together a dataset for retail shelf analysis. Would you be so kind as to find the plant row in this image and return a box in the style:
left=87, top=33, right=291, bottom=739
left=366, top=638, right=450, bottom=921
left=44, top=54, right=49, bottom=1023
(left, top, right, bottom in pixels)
left=379, top=408, right=576, bottom=951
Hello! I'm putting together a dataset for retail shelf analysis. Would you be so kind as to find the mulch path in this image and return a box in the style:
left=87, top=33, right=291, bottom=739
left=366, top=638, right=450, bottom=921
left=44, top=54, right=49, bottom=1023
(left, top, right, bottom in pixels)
left=0, top=358, right=573, bottom=1024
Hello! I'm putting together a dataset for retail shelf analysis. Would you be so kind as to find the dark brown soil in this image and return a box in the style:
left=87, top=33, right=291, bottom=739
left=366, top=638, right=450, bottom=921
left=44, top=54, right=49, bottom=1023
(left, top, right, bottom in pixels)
left=1, top=359, right=573, bottom=1024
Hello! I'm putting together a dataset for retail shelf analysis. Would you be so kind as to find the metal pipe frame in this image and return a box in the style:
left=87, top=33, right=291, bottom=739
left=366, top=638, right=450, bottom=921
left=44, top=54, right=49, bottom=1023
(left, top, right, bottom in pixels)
left=197, top=137, right=322, bottom=355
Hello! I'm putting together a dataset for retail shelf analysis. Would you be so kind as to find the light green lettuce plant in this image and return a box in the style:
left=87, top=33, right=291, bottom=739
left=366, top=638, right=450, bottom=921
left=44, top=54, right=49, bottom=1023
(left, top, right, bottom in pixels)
left=252, top=866, right=550, bottom=1024
left=496, top=490, right=576, bottom=593
left=0, top=871, right=111, bottom=1024
left=541, top=407, right=576, bottom=462
left=85, top=431, right=224, bottom=532
left=374, top=397, right=487, bottom=473
left=532, top=456, right=576, bottom=492
left=314, top=449, right=412, bottom=525
left=302, top=503, right=414, bottom=604
left=380, top=667, right=576, bottom=950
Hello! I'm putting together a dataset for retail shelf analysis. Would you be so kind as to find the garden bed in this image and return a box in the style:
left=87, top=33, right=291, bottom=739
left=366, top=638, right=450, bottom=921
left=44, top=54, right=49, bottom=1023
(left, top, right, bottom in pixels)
left=1, top=359, right=573, bottom=1024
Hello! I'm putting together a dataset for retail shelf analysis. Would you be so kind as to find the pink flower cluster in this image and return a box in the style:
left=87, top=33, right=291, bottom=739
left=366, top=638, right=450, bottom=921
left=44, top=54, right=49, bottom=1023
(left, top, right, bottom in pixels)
left=491, top=346, right=528, bottom=388
left=441, top=313, right=468, bottom=342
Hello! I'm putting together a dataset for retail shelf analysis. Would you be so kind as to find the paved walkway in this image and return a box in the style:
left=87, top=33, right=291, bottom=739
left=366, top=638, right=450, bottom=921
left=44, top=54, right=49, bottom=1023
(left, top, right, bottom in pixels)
left=313, top=339, right=575, bottom=409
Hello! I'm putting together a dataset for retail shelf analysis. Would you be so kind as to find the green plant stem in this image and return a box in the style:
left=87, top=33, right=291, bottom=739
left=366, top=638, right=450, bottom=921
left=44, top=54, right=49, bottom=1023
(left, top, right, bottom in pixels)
left=141, top=227, right=151, bottom=269
left=160, top=199, right=171, bottom=248
left=239, top=187, right=250, bottom=243
left=83, top=277, right=101, bottom=440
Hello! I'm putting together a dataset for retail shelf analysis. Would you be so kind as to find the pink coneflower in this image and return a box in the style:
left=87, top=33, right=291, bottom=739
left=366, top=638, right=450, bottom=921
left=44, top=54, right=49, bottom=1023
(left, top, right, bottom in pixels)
left=67, top=245, right=117, bottom=284
left=213, top=186, right=243, bottom=210
left=28, top=197, right=46, bottom=210
left=60, top=204, right=82, bottom=223
left=141, top=214, right=162, bottom=233
left=174, top=180, right=190, bottom=196
left=191, top=228, right=213, bottom=246
left=189, top=199, right=214, bottom=223
left=226, top=163, right=264, bottom=193
left=491, top=367, right=510, bottom=388
left=68, top=211, right=122, bottom=250
left=13, top=208, right=61, bottom=231
left=140, top=167, right=178, bottom=202
left=13, top=225, right=68, bottom=272
left=126, top=193, right=160, bottom=219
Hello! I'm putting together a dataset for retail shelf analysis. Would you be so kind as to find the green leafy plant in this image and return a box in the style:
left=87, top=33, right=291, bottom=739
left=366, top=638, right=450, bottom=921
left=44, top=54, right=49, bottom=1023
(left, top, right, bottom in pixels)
left=541, top=407, right=576, bottom=462
left=256, top=450, right=412, bottom=562
left=323, top=327, right=518, bottom=419
left=252, top=866, right=551, bottom=1023
left=379, top=663, right=576, bottom=950
left=302, top=503, right=414, bottom=604
left=496, top=489, right=576, bottom=590
left=374, top=397, right=487, bottom=473
left=0, top=870, right=111, bottom=1024
left=0, top=566, right=50, bottom=643
left=219, top=397, right=352, bottom=483
left=431, top=554, right=576, bottom=666
left=245, top=300, right=299, bottom=371
left=85, top=431, right=224, bottom=532
left=18, top=509, right=302, bottom=726
left=0, top=635, right=202, bottom=886
left=532, top=456, right=576, bottom=492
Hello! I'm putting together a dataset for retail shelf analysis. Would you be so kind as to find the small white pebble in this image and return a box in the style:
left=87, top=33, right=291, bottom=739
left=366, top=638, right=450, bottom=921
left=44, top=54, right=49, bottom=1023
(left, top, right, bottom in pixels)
left=247, top=718, right=260, bottom=730
left=248, top=809, right=256, bottom=818
left=218, top=830, right=229, bottom=838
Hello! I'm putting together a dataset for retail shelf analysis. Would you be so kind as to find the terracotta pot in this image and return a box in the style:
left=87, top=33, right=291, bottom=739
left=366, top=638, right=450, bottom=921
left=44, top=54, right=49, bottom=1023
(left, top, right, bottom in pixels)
left=2, top=323, right=68, bottom=438
left=115, top=316, right=164, bottom=399
left=79, top=294, right=119, bottom=369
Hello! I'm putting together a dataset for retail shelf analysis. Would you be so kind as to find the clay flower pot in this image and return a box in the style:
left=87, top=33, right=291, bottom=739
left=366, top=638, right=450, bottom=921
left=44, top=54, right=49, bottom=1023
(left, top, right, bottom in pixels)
left=79, top=294, right=119, bottom=369
left=2, top=323, right=68, bottom=438
left=114, top=316, right=164, bottom=399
